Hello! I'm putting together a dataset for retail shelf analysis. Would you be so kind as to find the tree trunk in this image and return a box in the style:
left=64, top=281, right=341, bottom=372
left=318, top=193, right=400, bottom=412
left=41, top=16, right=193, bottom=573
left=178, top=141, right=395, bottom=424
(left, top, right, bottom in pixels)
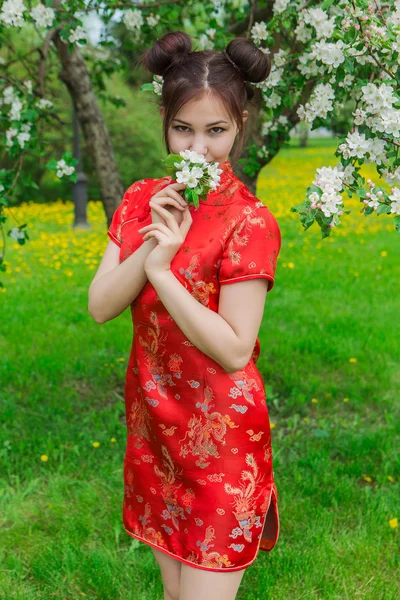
left=52, top=32, right=124, bottom=227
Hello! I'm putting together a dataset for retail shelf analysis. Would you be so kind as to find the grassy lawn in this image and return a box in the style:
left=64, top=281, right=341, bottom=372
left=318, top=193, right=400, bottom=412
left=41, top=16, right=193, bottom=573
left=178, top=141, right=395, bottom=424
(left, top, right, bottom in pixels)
left=1, top=140, right=399, bottom=599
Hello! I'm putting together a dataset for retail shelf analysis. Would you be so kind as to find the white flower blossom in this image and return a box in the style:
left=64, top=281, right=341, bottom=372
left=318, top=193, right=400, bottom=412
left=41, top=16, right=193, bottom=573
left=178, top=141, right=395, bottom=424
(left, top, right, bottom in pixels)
left=264, top=91, right=281, bottom=108
left=273, top=0, right=289, bottom=14
left=146, top=14, right=160, bottom=27
left=9, top=98, right=23, bottom=121
left=389, top=187, right=400, bottom=214
left=338, top=131, right=370, bottom=160
left=303, top=7, right=335, bottom=39
left=151, top=75, right=163, bottom=96
left=17, top=130, right=30, bottom=148
left=361, top=83, right=395, bottom=113
left=367, top=192, right=380, bottom=209
left=0, top=0, right=26, bottom=27
left=231, top=0, right=249, bottom=10
left=294, top=21, right=312, bottom=43
left=297, top=83, right=335, bottom=125
left=311, top=169, right=345, bottom=217
left=381, top=166, right=400, bottom=186
left=179, top=150, right=207, bottom=164
left=30, top=4, right=55, bottom=28
left=311, top=39, right=346, bottom=72
left=335, top=163, right=356, bottom=186
left=124, top=8, right=144, bottom=30
left=6, top=127, right=18, bottom=147
left=10, top=227, right=25, bottom=240
left=251, top=22, right=268, bottom=45
left=37, top=98, right=54, bottom=110
left=68, top=26, right=87, bottom=44
left=338, top=74, right=354, bottom=88
left=56, top=159, right=75, bottom=178
left=273, top=49, right=287, bottom=68
left=3, top=86, right=15, bottom=104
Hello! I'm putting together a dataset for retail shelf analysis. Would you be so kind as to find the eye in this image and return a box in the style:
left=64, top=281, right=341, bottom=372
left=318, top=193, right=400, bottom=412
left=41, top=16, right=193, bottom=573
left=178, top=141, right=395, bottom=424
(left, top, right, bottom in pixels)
left=172, top=126, right=226, bottom=134
left=210, top=127, right=225, bottom=134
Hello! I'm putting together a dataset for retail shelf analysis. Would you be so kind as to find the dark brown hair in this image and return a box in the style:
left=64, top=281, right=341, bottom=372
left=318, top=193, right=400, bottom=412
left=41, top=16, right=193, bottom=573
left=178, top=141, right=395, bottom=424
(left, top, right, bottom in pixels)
left=137, top=31, right=271, bottom=164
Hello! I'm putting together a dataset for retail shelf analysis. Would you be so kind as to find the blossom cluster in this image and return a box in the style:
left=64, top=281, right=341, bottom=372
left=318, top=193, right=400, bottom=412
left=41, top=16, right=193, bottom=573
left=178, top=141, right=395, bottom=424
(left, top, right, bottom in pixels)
left=56, top=159, right=75, bottom=179
left=163, top=150, right=222, bottom=208
left=310, top=166, right=345, bottom=220
left=174, top=150, right=222, bottom=190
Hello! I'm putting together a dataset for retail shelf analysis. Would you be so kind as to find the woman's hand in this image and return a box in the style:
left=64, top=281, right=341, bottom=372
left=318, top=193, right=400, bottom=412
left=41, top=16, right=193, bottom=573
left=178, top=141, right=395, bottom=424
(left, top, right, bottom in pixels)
left=139, top=203, right=193, bottom=274
left=149, top=182, right=188, bottom=227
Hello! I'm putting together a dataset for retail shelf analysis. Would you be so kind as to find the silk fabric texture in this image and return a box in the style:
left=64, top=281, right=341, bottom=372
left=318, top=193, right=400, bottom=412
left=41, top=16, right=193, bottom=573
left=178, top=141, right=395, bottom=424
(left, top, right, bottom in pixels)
left=107, top=159, right=281, bottom=571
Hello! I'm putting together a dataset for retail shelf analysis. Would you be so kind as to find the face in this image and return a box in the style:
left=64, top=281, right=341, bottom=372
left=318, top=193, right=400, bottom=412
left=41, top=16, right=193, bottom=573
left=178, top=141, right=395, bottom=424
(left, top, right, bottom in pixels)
left=160, top=91, right=248, bottom=165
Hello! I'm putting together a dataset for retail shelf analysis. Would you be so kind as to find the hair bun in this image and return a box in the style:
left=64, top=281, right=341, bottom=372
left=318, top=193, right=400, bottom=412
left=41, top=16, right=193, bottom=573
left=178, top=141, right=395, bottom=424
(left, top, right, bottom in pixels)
left=139, top=31, right=192, bottom=77
left=224, top=37, right=271, bottom=84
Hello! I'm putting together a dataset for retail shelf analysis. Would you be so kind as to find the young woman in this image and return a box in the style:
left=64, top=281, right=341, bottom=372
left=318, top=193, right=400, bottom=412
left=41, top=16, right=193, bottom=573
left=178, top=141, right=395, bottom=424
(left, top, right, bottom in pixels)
left=89, top=31, right=282, bottom=600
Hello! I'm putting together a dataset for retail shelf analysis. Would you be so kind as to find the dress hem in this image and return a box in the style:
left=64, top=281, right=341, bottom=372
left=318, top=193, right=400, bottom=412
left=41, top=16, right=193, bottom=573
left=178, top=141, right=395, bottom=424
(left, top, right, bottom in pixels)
left=122, top=484, right=278, bottom=573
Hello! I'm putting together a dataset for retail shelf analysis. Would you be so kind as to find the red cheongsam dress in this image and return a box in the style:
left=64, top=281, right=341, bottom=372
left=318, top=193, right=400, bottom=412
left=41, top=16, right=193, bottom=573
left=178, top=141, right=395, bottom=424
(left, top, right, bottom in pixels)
left=107, top=158, right=282, bottom=572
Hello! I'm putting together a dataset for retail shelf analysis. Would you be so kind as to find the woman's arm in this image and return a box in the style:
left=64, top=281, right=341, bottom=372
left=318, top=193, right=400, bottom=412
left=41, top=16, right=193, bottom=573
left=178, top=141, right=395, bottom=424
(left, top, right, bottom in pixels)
left=145, top=269, right=268, bottom=373
left=88, top=238, right=158, bottom=324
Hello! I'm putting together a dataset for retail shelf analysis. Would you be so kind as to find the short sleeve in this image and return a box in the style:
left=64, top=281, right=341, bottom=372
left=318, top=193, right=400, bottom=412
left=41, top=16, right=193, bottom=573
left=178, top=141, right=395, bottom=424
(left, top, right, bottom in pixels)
left=107, top=178, right=172, bottom=247
left=107, top=180, right=149, bottom=247
left=219, top=204, right=282, bottom=292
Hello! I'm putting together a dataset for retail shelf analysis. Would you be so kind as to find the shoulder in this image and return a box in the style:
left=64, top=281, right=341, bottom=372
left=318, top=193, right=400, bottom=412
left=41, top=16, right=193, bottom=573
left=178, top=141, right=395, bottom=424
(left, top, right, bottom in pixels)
left=126, top=176, right=172, bottom=198
left=232, top=180, right=281, bottom=238
left=121, top=176, right=173, bottom=219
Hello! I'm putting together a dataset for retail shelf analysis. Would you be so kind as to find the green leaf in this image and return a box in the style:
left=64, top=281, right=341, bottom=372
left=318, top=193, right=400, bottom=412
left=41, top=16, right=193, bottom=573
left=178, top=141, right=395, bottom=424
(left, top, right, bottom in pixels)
left=163, top=154, right=182, bottom=168
left=290, top=201, right=310, bottom=213
left=377, top=204, right=391, bottom=215
left=140, top=83, right=155, bottom=92
left=307, top=185, right=322, bottom=197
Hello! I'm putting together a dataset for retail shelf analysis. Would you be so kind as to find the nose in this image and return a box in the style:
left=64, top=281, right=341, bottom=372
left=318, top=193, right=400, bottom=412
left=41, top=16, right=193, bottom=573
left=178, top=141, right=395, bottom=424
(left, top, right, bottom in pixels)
left=189, top=136, right=207, bottom=156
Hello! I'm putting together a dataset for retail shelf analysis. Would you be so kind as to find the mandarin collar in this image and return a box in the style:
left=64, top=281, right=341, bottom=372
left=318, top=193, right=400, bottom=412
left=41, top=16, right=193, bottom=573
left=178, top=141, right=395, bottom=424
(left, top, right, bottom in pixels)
left=199, top=158, right=240, bottom=207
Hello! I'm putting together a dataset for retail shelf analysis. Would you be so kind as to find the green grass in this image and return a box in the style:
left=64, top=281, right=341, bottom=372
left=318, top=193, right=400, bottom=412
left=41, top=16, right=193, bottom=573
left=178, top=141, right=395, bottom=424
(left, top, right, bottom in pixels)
left=1, top=140, right=399, bottom=599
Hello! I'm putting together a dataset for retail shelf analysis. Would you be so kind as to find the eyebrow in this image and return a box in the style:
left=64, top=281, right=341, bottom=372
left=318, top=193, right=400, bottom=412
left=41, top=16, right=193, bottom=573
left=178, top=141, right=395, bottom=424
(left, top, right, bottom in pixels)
left=173, top=119, right=228, bottom=127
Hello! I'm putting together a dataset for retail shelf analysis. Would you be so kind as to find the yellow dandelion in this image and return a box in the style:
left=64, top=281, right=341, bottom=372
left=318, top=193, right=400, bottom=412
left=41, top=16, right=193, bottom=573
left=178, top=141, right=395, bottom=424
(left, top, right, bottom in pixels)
left=92, top=441, right=100, bottom=448
left=389, top=518, right=398, bottom=529
left=343, top=397, right=349, bottom=402
left=363, top=476, right=372, bottom=483
left=387, top=476, right=394, bottom=483
left=349, top=358, right=357, bottom=363
left=381, top=251, right=387, bottom=257
left=288, top=262, right=295, bottom=269
left=118, top=358, right=126, bottom=362
left=110, top=437, right=117, bottom=443
left=270, top=422, right=276, bottom=429
left=303, top=417, right=309, bottom=422
left=311, top=398, right=318, bottom=403
left=325, top=392, right=332, bottom=398
left=40, top=454, right=48, bottom=462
